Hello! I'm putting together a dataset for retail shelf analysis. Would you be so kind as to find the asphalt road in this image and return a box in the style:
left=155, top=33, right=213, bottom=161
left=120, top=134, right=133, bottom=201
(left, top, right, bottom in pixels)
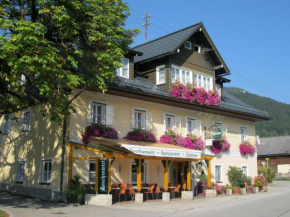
left=0, top=181, right=290, bottom=217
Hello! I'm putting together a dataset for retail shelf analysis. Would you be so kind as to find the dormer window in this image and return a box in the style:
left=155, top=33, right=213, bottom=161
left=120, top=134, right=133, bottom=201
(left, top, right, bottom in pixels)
left=171, top=65, right=192, bottom=84
left=194, top=45, right=201, bottom=53
left=184, top=41, right=191, bottom=50
left=116, top=58, right=129, bottom=78
left=194, top=73, right=212, bottom=91
left=156, top=65, right=166, bottom=85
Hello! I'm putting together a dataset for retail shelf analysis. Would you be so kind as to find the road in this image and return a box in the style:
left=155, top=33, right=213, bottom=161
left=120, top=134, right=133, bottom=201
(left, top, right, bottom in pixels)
left=0, top=181, right=290, bottom=217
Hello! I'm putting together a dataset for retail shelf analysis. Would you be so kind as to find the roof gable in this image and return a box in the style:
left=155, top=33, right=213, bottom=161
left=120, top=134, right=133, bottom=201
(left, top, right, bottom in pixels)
left=133, top=22, right=230, bottom=74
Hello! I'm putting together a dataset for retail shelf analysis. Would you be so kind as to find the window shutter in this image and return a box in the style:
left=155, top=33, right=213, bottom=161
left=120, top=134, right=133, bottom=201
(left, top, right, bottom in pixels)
left=106, top=105, right=114, bottom=126
left=146, top=112, right=153, bottom=131
left=132, top=109, right=135, bottom=130
left=141, top=112, right=146, bottom=130
left=175, top=117, right=181, bottom=136
left=222, top=124, right=227, bottom=137
left=88, top=103, right=93, bottom=124
left=195, top=120, right=202, bottom=136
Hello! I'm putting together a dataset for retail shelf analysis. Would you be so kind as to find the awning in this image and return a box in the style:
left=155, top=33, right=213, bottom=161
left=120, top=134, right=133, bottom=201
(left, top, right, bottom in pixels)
left=86, top=137, right=202, bottom=159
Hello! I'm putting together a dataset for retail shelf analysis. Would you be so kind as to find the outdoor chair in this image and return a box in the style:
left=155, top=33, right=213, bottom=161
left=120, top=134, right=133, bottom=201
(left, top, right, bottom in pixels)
left=143, top=184, right=155, bottom=200
left=154, top=184, right=164, bottom=199
left=126, top=184, right=136, bottom=201
left=170, top=183, right=181, bottom=198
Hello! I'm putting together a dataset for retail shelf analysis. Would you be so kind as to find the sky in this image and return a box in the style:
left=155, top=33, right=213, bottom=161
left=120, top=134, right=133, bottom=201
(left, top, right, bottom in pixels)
left=123, top=0, right=290, bottom=104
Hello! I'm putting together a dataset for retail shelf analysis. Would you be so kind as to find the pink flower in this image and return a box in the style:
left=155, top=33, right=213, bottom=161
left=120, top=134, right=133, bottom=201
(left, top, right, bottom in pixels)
left=160, top=134, right=173, bottom=144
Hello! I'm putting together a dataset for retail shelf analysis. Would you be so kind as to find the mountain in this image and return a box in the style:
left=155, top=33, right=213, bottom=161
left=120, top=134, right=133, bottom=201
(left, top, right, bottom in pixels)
left=224, top=87, right=290, bottom=138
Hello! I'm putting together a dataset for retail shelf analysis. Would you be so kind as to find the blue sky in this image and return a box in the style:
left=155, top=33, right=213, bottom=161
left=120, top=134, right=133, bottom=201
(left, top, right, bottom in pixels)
left=124, top=0, right=290, bottom=104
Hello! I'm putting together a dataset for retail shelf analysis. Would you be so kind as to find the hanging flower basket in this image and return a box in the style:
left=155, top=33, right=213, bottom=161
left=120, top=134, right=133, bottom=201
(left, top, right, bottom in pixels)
left=239, top=140, right=256, bottom=156
left=211, top=135, right=231, bottom=154
left=124, top=128, right=157, bottom=143
left=81, top=123, right=118, bottom=144
left=170, top=81, right=221, bottom=106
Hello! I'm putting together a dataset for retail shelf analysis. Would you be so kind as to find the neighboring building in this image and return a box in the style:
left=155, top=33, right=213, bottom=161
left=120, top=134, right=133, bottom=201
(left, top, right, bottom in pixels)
left=0, top=22, right=270, bottom=201
left=257, top=136, right=290, bottom=178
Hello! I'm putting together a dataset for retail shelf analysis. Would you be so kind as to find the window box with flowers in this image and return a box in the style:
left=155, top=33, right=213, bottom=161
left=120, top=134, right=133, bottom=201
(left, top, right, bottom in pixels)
left=211, top=135, right=231, bottom=154
left=81, top=123, right=118, bottom=144
left=124, top=128, right=157, bottom=143
left=159, top=129, right=205, bottom=151
left=170, top=81, right=220, bottom=106
left=239, top=140, right=256, bottom=156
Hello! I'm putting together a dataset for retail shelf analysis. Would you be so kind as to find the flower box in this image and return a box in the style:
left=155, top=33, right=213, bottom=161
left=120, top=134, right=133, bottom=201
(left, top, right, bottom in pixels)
left=226, top=189, right=232, bottom=196
left=205, top=189, right=217, bottom=198
left=239, top=140, right=256, bottom=156
left=240, top=188, right=246, bottom=195
left=253, top=187, right=259, bottom=193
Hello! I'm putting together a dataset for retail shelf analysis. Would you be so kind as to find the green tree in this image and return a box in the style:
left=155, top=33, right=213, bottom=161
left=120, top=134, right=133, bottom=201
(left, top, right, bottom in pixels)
left=0, top=0, right=139, bottom=200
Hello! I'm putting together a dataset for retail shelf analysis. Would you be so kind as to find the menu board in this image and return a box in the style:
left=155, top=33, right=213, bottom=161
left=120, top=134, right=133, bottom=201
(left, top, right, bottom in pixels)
left=98, top=159, right=108, bottom=193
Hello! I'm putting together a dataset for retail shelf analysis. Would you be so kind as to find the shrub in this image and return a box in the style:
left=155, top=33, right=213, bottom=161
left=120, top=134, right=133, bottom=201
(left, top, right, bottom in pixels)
left=226, top=184, right=233, bottom=189
left=253, top=174, right=266, bottom=187
left=244, top=176, right=253, bottom=187
left=258, top=166, right=275, bottom=183
left=227, top=166, right=246, bottom=188
left=67, top=175, right=86, bottom=204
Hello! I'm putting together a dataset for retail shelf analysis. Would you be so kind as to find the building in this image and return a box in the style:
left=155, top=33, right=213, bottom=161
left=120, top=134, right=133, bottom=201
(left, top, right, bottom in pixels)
left=257, top=136, right=290, bottom=178
left=0, top=22, right=270, bottom=202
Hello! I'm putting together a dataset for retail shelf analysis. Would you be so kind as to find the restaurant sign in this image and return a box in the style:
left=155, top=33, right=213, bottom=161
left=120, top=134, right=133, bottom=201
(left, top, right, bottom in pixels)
left=121, top=144, right=201, bottom=159
left=98, top=159, right=108, bottom=194
left=212, top=125, right=222, bottom=140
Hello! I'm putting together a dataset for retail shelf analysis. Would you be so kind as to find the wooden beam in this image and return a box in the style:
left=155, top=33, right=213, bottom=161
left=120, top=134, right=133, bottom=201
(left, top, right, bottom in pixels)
left=207, top=159, right=212, bottom=187
left=68, top=143, right=73, bottom=185
left=187, top=161, right=191, bottom=190
left=164, top=160, right=168, bottom=191
left=71, top=143, right=106, bottom=154
left=108, top=158, right=111, bottom=193
left=95, top=159, right=99, bottom=193
left=137, top=159, right=142, bottom=192
left=72, top=157, right=100, bottom=160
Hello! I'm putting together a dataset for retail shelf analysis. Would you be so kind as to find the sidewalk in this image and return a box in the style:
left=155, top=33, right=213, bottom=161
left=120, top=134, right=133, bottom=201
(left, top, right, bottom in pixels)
left=0, top=189, right=272, bottom=217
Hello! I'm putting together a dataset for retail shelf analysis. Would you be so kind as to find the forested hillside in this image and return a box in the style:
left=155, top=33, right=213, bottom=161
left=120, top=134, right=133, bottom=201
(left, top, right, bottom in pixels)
left=225, top=87, right=290, bottom=138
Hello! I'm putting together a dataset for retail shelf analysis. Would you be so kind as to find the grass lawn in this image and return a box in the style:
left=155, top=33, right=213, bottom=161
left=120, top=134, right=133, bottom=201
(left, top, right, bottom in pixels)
left=274, top=178, right=290, bottom=181
left=0, top=209, right=8, bottom=217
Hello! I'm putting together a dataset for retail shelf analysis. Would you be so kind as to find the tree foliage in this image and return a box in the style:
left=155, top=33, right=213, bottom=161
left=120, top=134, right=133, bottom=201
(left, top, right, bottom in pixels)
left=0, top=0, right=139, bottom=123
left=225, top=87, right=290, bottom=138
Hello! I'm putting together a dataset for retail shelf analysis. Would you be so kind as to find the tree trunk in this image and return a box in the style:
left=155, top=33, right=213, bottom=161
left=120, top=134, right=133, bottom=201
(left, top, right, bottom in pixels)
left=59, top=116, right=67, bottom=201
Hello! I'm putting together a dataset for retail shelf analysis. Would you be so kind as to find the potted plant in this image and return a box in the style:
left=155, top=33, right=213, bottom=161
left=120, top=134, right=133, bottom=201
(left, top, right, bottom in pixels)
left=240, top=183, right=246, bottom=195
left=225, top=184, right=233, bottom=196
left=227, top=166, right=245, bottom=194
left=253, top=174, right=266, bottom=192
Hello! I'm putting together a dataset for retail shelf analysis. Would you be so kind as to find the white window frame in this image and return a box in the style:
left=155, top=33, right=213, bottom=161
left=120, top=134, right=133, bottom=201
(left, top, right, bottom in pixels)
left=132, top=107, right=147, bottom=130
left=16, top=160, right=26, bottom=182
left=185, top=116, right=196, bottom=136
left=214, top=164, right=223, bottom=183
left=156, top=65, right=166, bottom=85
left=163, top=113, right=176, bottom=133
left=22, top=110, right=31, bottom=132
left=194, top=44, right=201, bottom=53
left=2, top=117, right=10, bottom=135
left=241, top=165, right=249, bottom=176
left=184, top=41, right=192, bottom=50
left=41, top=159, right=53, bottom=184
left=89, top=100, right=108, bottom=125
left=88, top=160, right=96, bottom=184
left=240, top=126, right=248, bottom=142
left=130, top=161, right=146, bottom=184
left=171, top=65, right=192, bottom=84
left=194, top=73, right=213, bottom=91
left=116, top=58, right=130, bottom=78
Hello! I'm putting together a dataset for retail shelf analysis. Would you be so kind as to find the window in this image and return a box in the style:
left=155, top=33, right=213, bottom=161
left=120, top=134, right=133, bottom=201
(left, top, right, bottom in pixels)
left=116, top=58, right=129, bottom=78
left=22, top=111, right=31, bottom=132
left=184, top=41, right=191, bottom=50
left=194, top=45, right=201, bottom=53
left=194, top=73, right=213, bottom=91
left=88, top=160, right=96, bottom=184
left=215, top=165, right=222, bottom=182
left=186, top=117, right=196, bottom=135
left=240, top=127, right=248, bottom=142
left=171, top=66, right=192, bottom=84
left=242, top=166, right=248, bottom=176
left=164, top=114, right=175, bottom=132
left=90, top=102, right=106, bottom=125
left=2, top=117, right=10, bottom=135
left=133, top=109, right=146, bottom=130
left=216, top=84, right=221, bottom=96
left=17, top=160, right=25, bottom=182
left=156, top=65, right=166, bottom=85
left=42, top=159, right=52, bottom=183
left=131, top=162, right=146, bottom=183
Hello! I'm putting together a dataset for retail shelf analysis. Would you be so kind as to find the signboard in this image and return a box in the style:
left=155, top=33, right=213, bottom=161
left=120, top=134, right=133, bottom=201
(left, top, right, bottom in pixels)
left=98, top=159, right=108, bottom=194
left=121, top=144, right=201, bottom=159
left=212, top=125, right=222, bottom=140
left=205, top=139, right=213, bottom=146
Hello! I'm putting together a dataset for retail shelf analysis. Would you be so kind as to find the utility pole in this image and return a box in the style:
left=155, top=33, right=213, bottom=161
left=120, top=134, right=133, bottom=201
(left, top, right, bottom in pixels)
left=142, top=12, right=151, bottom=42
